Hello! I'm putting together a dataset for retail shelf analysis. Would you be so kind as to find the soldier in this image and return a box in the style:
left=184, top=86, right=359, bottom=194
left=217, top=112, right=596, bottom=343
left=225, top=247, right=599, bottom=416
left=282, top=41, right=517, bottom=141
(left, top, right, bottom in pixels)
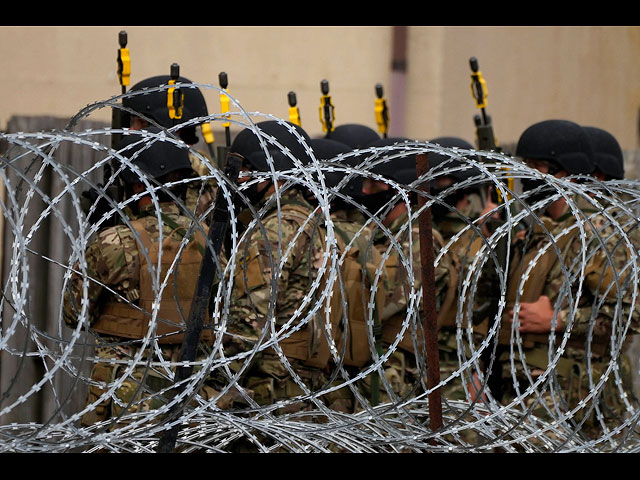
left=583, top=126, right=625, bottom=182
left=582, top=125, right=640, bottom=419
left=308, top=137, right=389, bottom=412
left=427, top=136, right=494, bottom=404
left=223, top=120, right=339, bottom=415
left=428, top=136, right=487, bottom=252
left=358, top=137, right=461, bottom=406
left=122, top=74, right=217, bottom=218
left=502, top=119, right=637, bottom=438
left=63, top=129, right=225, bottom=429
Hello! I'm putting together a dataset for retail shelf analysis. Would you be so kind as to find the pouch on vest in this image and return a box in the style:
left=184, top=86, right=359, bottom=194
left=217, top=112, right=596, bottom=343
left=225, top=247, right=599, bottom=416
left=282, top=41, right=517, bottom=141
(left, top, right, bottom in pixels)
left=331, top=225, right=387, bottom=368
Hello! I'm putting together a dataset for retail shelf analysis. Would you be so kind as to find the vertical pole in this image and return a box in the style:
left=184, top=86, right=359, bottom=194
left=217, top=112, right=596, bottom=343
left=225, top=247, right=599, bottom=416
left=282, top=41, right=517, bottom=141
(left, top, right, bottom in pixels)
left=389, top=26, right=407, bottom=137
left=415, top=152, right=443, bottom=431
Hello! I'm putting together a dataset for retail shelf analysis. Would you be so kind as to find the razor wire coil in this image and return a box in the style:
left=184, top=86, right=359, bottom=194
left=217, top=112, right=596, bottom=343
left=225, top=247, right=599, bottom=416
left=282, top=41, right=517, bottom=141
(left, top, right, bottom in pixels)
left=1, top=83, right=640, bottom=452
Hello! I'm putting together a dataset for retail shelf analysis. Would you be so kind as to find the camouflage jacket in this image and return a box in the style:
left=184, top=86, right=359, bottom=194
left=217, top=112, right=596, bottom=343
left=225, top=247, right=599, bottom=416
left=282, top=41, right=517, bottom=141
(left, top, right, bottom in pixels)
left=184, top=150, right=217, bottom=219
left=372, top=207, right=460, bottom=351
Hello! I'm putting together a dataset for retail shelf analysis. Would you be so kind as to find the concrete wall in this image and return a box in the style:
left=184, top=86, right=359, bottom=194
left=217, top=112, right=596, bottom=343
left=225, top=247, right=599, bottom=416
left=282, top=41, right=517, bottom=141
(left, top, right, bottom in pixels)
left=1, top=25, right=639, bottom=157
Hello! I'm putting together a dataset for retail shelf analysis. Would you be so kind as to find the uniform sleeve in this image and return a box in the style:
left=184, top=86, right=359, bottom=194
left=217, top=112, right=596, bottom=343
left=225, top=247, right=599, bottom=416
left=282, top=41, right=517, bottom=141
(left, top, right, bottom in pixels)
left=553, top=224, right=640, bottom=339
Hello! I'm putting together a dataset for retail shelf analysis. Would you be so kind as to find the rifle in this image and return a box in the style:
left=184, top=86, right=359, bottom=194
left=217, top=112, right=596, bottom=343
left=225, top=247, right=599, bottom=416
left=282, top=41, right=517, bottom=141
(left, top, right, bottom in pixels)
left=111, top=30, right=130, bottom=150
left=82, top=30, right=129, bottom=225
left=200, top=120, right=217, bottom=167
left=167, top=63, right=184, bottom=123
left=468, top=56, right=510, bottom=402
left=318, top=79, right=335, bottom=134
left=469, top=57, right=498, bottom=153
left=288, top=91, right=302, bottom=127
left=217, top=72, right=232, bottom=170
left=170, top=63, right=217, bottom=166
left=156, top=153, right=243, bottom=453
left=374, top=83, right=389, bottom=138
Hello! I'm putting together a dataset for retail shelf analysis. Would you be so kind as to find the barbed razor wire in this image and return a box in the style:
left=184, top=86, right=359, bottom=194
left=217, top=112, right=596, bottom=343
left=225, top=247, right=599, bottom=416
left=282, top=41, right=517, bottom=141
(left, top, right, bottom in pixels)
left=1, top=83, right=640, bottom=452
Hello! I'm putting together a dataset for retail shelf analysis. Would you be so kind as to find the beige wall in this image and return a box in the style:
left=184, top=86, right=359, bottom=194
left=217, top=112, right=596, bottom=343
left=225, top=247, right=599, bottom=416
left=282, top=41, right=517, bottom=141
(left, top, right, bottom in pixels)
left=1, top=25, right=639, bottom=153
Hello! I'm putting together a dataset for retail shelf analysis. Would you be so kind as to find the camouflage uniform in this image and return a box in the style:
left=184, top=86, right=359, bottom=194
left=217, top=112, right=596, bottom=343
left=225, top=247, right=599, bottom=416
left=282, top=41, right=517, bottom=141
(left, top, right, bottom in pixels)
left=363, top=207, right=461, bottom=407
left=500, top=196, right=639, bottom=438
left=324, top=208, right=389, bottom=412
left=225, top=188, right=333, bottom=415
left=435, top=206, right=491, bottom=401
left=63, top=202, right=224, bottom=427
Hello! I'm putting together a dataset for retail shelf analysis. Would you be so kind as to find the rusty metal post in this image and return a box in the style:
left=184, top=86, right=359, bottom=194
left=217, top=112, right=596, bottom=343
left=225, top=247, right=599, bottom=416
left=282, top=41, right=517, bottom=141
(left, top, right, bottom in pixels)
left=415, top=152, right=443, bottom=431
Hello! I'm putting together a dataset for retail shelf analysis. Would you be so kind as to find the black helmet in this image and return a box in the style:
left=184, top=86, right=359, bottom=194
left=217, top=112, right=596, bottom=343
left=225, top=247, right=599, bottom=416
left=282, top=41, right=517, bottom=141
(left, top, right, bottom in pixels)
left=310, top=137, right=352, bottom=162
left=515, top=119, right=595, bottom=175
left=366, top=137, right=417, bottom=185
left=583, top=126, right=624, bottom=180
left=117, top=128, right=193, bottom=185
left=122, top=75, right=209, bottom=145
left=230, top=120, right=312, bottom=172
left=326, top=123, right=380, bottom=149
left=309, top=138, right=365, bottom=199
left=428, top=136, right=480, bottom=182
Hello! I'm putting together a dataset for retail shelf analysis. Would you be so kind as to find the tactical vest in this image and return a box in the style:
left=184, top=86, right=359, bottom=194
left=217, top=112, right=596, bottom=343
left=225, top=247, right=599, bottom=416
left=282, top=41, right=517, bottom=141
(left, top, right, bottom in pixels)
left=92, top=218, right=213, bottom=345
left=236, top=200, right=388, bottom=369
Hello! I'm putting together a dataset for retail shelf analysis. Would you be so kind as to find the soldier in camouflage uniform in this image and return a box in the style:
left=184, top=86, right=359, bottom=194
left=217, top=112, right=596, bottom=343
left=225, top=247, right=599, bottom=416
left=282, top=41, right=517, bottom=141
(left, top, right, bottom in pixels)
left=428, top=137, right=487, bottom=261
left=63, top=131, right=227, bottom=429
left=358, top=137, right=462, bottom=407
left=306, top=137, right=389, bottom=412
left=582, top=125, right=640, bottom=424
left=501, top=120, right=638, bottom=439
left=224, top=120, right=338, bottom=416
left=427, top=137, right=497, bottom=404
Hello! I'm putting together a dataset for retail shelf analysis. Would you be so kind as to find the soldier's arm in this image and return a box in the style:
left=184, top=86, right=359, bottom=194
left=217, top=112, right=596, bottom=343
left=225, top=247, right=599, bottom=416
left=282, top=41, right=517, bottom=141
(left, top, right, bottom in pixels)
left=515, top=229, right=638, bottom=337
left=571, top=234, right=640, bottom=338
left=62, top=226, right=138, bottom=329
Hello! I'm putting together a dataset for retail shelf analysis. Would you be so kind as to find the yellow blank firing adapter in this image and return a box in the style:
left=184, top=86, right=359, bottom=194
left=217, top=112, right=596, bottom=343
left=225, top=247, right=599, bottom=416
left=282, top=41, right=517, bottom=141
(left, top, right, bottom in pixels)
left=167, top=63, right=184, bottom=120
left=117, top=30, right=130, bottom=89
left=469, top=57, right=488, bottom=110
left=288, top=91, right=302, bottom=127
left=201, top=122, right=215, bottom=144
left=318, top=79, right=335, bottom=133
left=219, top=72, right=231, bottom=128
left=374, top=83, right=389, bottom=137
